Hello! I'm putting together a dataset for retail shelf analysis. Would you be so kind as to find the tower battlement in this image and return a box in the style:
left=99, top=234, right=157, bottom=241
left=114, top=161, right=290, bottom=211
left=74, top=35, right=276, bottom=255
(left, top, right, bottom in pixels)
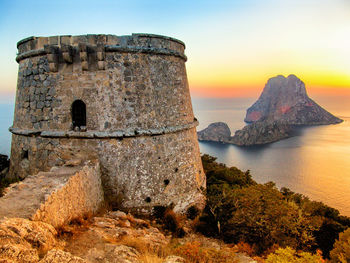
left=16, top=34, right=186, bottom=72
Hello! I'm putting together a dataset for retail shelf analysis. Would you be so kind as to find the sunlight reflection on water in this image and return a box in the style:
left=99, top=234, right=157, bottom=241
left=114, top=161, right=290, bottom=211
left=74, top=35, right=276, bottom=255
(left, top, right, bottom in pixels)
left=194, top=97, right=350, bottom=216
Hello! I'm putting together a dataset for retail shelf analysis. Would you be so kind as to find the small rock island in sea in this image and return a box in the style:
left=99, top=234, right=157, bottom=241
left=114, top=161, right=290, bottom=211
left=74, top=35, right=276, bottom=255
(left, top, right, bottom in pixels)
left=198, top=74, right=343, bottom=146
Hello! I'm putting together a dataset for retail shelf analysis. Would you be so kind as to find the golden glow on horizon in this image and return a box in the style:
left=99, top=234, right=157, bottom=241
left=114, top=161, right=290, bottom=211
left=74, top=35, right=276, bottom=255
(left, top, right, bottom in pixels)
left=184, top=0, right=350, bottom=97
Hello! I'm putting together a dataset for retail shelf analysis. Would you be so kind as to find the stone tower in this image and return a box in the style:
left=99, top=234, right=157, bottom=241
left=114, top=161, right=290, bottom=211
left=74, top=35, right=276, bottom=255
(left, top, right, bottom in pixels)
left=9, top=34, right=205, bottom=213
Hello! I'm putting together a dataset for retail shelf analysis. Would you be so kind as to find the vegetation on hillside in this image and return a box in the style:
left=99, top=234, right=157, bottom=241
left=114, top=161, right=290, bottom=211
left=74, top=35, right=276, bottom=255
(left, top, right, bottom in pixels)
left=329, top=228, right=350, bottom=263
left=197, top=154, right=350, bottom=259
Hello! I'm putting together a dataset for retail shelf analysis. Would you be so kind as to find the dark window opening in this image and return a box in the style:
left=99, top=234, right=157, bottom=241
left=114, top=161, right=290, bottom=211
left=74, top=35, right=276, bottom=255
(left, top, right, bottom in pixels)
left=145, top=197, right=151, bottom=203
left=21, top=150, right=28, bottom=160
left=164, top=179, right=170, bottom=186
left=174, top=168, right=179, bottom=173
left=71, top=100, right=86, bottom=129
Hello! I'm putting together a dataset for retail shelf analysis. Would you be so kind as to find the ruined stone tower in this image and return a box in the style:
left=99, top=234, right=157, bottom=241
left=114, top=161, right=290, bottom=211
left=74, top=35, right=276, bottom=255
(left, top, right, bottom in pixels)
left=9, top=34, right=205, bottom=213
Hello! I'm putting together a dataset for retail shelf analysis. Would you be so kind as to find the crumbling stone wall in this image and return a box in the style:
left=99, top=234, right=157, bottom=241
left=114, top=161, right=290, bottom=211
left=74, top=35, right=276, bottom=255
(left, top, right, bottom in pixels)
left=0, top=161, right=104, bottom=228
left=10, top=34, right=205, bottom=213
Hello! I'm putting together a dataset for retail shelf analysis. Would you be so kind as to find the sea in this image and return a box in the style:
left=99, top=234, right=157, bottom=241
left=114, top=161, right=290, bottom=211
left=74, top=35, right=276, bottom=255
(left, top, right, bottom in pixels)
left=193, top=96, right=350, bottom=217
left=0, top=95, right=350, bottom=216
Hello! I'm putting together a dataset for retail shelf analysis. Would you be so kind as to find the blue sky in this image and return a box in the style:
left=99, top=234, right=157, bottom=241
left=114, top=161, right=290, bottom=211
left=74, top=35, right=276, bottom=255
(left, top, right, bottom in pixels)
left=0, top=0, right=349, bottom=101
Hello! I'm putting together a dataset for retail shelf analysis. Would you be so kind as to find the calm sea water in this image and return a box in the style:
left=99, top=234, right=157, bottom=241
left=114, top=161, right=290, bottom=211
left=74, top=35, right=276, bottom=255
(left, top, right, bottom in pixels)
left=193, top=96, right=350, bottom=216
left=0, top=96, right=349, bottom=216
left=0, top=104, right=14, bottom=156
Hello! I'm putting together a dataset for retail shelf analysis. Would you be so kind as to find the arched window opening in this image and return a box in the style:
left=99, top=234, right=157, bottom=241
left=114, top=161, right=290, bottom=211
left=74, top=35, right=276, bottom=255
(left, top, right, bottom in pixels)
left=71, top=100, right=86, bottom=129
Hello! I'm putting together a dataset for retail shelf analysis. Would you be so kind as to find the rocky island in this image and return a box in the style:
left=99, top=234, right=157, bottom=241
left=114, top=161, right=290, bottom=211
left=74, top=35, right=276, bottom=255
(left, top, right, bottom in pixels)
left=197, top=122, right=231, bottom=142
left=198, top=74, right=343, bottom=146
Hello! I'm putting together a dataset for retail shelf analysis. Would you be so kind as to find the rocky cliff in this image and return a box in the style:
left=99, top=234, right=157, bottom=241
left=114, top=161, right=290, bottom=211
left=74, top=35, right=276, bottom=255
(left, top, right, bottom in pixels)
left=197, top=75, right=343, bottom=146
left=244, top=74, right=342, bottom=125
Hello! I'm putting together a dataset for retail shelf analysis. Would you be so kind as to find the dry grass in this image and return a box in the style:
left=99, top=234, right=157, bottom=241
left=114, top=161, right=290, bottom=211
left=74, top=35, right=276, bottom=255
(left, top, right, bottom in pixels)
left=171, top=241, right=239, bottom=263
left=138, top=254, right=165, bottom=263
left=234, top=241, right=256, bottom=257
left=116, top=235, right=240, bottom=263
left=56, top=213, right=93, bottom=238
left=118, top=236, right=154, bottom=255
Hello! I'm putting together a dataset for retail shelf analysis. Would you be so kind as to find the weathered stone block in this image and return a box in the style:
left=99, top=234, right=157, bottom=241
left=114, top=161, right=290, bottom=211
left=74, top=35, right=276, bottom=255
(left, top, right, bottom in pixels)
left=81, top=61, right=88, bottom=71
left=37, top=101, right=44, bottom=109
left=80, top=52, right=88, bottom=61
left=49, top=63, right=58, bottom=72
left=97, top=61, right=104, bottom=70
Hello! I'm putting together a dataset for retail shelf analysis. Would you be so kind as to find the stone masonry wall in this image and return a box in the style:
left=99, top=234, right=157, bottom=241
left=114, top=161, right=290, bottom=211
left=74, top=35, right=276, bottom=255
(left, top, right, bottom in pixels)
left=0, top=161, right=104, bottom=228
left=10, top=127, right=205, bottom=214
left=13, top=34, right=192, bottom=132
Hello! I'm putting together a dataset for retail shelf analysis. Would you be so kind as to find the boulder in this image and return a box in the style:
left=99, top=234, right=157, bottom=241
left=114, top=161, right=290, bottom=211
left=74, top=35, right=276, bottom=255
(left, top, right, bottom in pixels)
left=87, top=245, right=140, bottom=263
left=197, top=122, right=231, bottom=142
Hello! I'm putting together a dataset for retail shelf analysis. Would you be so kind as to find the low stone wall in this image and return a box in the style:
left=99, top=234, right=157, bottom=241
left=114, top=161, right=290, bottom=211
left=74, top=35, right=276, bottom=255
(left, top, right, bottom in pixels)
left=0, top=160, right=104, bottom=228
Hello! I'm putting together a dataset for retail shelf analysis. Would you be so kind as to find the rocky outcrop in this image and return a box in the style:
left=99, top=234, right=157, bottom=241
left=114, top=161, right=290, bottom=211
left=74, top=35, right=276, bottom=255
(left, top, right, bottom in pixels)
left=198, top=121, right=292, bottom=146
left=198, top=75, right=343, bottom=146
left=0, top=160, right=104, bottom=228
left=0, top=209, right=257, bottom=263
left=229, top=121, right=292, bottom=146
left=244, top=74, right=342, bottom=125
left=40, top=249, right=86, bottom=263
left=52, top=210, right=169, bottom=263
left=197, top=122, right=231, bottom=142
left=0, top=211, right=167, bottom=263
left=0, top=217, right=57, bottom=263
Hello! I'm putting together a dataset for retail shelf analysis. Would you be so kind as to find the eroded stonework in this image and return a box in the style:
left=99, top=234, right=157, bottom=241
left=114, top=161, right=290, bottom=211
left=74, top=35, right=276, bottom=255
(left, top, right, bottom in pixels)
left=0, top=161, right=103, bottom=228
left=10, top=34, right=205, bottom=213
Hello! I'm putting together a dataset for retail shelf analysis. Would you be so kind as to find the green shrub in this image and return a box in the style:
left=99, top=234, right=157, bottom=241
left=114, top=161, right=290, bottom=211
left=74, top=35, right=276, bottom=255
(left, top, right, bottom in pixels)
left=330, top=228, right=350, bottom=263
left=266, top=247, right=324, bottom=263
left=199, top=154, right=350, bottom=257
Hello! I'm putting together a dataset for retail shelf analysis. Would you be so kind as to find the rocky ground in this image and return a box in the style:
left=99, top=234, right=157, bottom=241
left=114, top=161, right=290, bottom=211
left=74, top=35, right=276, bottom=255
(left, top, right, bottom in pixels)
left=0, top=210, right=257, bottom=263
left=0, top=157, right=257, bottom=262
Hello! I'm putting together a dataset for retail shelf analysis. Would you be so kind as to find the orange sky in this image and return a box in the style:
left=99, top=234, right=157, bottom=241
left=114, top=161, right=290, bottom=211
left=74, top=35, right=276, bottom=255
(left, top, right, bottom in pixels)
left=189, top=85, right=350, bottom=99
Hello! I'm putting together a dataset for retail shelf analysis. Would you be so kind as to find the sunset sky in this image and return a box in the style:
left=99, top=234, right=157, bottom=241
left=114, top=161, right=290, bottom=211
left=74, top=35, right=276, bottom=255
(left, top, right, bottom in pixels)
left=0, top=0, right=349, bottom=102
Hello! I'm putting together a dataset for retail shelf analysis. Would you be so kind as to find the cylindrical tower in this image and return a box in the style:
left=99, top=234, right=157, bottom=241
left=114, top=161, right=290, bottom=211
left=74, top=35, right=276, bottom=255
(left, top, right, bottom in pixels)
left=10, top=34, right=205, bottom=213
